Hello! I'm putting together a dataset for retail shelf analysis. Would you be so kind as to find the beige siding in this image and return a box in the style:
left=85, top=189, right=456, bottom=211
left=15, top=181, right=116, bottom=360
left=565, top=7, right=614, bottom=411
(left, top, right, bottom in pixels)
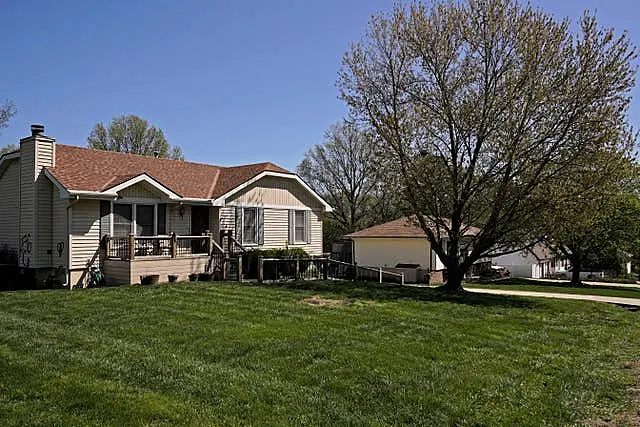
left=167, top=204, right=191, bottom=235
left=219, top=207, right=235, bottom=232
left=218, top=207, right=323, bottom=256
left=35, top=174, right=53, bottom=268
left=353, top=237, right=431, bottom=269
left=19, top=140, right=35, bottom=267
left=210, top=207, right=220, bottom=243
left=70, top=200, right=101, bottom=269
left=37, top=139, right=55, bottom=170
left=17, top=136, right=55, bottom=269
left=219, top=207, right=235, bottom=251
left=118, top=182, right=166, bottom=200
left=0, top=160, right=20, bottom=252
left=33, top=136, right=55, bottom=268
left=103, top=255, right=209, bottom=285
left=262, top=208, right=288, bottom=248
left=226, top=176, right=323, bottom=210
left=52, top=187, right=68, bottom=270
left=309, top=210, right=323, bottom=255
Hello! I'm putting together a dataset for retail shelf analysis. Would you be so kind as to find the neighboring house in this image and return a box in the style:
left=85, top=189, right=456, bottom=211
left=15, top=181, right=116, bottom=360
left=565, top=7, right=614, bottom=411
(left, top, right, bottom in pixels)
left=0, top=125, right=331, bottom=287
left=345, top=216, right=479, bottom=283
left=490, top=244, right=570, bottom=279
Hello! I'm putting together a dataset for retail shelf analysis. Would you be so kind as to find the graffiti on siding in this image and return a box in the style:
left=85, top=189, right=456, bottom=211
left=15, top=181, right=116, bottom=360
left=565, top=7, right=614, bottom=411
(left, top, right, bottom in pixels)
left=19, top=233, right=32, bottom=267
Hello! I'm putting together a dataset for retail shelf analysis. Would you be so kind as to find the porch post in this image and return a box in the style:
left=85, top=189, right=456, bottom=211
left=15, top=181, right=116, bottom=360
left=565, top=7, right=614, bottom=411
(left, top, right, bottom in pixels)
left=171, top=232, right=177, bottom=258
left=207, top=232, right=214, bottom=255
left=219, top=230, right=226, bottom=252
left=237, top=254, right=242, bottom=282
left=104, top=235, right=111, bottom=260
left=295, top=258, right=300, bottom=280
left=222, top=257, right=229, bottom=280
left=322, top=259, right=328, bottom=280
left=128, top=234, right=135, bottom=260
left=258, top=256, right=264, bottom=283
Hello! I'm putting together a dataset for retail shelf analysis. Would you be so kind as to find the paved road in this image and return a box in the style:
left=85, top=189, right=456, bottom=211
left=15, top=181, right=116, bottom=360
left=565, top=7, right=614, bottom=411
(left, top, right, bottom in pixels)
left=465, top=287, right=640, bottom=307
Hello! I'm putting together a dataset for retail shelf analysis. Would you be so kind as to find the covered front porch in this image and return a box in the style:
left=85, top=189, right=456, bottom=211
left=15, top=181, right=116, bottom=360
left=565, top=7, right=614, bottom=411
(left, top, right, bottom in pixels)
left=101, top=233, right=239, bottom=285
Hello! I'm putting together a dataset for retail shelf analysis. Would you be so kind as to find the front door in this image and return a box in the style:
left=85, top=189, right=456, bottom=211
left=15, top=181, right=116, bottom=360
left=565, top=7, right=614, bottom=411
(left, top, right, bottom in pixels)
left=191, top=206, right=210, bottom=235
left=191, top=206, right=210, bottom=253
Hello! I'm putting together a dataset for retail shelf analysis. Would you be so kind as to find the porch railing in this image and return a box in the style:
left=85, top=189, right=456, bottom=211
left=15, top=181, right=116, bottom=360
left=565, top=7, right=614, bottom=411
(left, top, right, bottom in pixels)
left=104, top=233, right=215, bottom=260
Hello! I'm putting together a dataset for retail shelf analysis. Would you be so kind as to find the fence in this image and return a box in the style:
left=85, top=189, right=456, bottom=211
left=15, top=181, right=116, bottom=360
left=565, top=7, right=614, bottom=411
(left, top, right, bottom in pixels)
left=260, top=258, right=327, bottom=281
left=355, top=264, right=405, bottom=284
left=256, top=257, right=404, bottom=284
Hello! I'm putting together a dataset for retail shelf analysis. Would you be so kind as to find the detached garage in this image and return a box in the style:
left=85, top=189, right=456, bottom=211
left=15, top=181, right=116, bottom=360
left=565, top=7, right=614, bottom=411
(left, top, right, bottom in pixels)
left=345, top=217, right=446, bottom=283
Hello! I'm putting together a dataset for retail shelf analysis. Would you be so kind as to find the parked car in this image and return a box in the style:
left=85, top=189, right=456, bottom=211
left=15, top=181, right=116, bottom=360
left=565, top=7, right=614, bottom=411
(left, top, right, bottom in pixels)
left=480, top=265, right=511, bottom=280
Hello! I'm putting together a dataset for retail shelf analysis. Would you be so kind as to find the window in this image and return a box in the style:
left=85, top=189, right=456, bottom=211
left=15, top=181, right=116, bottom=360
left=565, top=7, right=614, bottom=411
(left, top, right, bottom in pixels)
left=243, top=208, right=257, bottom=244
left=113, top=204, right=132, bottom=237
left=136, top=205, right=154, bottom=236
left=111, top=203, right=167, bottom=237
left=295, top=210, right=305, bottom=242
left=288, top=209, right=308, bottom=244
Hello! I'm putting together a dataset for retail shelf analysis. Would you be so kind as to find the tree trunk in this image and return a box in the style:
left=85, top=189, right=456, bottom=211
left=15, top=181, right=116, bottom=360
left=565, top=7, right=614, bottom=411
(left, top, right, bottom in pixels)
left=571, top=265, right=581, bottom=285
left=568, top=254, right=583, bottom=285
left=442, top=265, right=464, bottom=292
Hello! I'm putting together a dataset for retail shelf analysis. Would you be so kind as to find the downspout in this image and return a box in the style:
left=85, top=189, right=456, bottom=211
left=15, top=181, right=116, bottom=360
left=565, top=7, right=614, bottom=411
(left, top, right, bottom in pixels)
left=65, top=195, right=80, bottom=288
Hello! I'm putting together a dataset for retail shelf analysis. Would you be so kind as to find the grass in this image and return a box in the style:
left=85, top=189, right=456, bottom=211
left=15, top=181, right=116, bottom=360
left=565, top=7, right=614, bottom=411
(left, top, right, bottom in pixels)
left=466, top=278, right=640, bottom=300
left=0, top=280, right=639, bottom=426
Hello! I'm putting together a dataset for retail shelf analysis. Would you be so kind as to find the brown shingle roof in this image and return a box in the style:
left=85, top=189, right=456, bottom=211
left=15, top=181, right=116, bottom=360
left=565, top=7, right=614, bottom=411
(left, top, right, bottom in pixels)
left=345, top=216, right=480, bottom=238
left=46, top=144, right=291, bottom=199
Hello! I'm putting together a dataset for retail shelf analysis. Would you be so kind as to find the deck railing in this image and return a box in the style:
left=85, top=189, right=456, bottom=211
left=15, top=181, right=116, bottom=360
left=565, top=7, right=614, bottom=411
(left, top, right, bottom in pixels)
left=104, top=233, right=215, bottom=260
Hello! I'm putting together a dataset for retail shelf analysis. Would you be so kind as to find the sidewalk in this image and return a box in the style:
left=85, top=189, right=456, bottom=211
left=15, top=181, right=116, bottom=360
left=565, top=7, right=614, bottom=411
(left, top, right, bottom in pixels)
left=465, top=287, right=640, bottom=307
left=528, top=278, right=640, bottom=289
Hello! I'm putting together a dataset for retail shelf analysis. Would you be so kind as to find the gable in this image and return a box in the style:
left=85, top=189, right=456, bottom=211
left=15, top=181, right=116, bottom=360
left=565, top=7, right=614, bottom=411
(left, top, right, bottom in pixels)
left=225, top=175, right=324, bottom=210
left=116, top=181, right=171, bottom=200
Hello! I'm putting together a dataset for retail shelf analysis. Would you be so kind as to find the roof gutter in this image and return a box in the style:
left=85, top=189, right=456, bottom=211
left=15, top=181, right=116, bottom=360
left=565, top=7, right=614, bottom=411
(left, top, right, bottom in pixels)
left=66, top=190, right=119, bottom=200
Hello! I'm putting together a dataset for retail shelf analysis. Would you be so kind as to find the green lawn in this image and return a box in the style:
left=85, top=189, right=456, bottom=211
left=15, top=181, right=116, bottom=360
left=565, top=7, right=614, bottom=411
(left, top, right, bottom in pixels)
left=466, top=278, right=640, bottom=299
left=0, top=281, right=639, bottom=426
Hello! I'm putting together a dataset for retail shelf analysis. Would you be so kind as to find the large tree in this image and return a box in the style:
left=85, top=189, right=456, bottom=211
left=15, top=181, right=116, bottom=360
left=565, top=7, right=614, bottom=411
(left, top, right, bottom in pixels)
left=297, top=120, right=401, bottom=249
left=339, top=0, right=636, bottom=291
left=88, top=114, right=183, bottom=160
left=546, top=188, right=640, bottom=283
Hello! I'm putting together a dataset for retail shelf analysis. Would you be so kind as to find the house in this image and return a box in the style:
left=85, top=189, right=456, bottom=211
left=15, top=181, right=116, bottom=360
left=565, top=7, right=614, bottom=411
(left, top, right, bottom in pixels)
left=490, top=244, right=570, bottom=279
left=345, top=216, right=479, bottom=283
left=0, top=125, right=332, bottom=287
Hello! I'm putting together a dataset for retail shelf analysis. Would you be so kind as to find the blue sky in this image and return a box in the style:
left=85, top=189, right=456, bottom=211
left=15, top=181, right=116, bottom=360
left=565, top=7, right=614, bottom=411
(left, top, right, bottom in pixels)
left=1, top=1, right=639, bottom=171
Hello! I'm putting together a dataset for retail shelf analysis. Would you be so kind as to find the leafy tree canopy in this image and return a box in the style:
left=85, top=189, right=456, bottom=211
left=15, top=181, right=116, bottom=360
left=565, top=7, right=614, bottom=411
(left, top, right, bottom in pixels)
left=88, top=114, right=183, bottom=160
left=339, top=0, right=637, bottom=290
left=297, top=120, right=402, bottom=250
